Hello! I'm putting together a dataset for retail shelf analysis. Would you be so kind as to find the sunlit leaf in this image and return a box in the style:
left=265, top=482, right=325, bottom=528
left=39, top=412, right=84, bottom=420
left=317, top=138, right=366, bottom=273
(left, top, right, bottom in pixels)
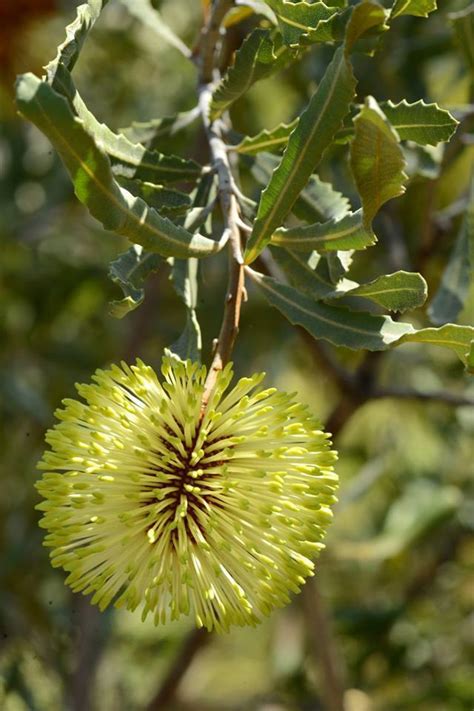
left=339, top=271, right=428, bottom=312
left=272, top=210, right=376, bottom=252
left=350, top=96, right=408, bottom=226
left=245, top=46, right=356, bottom=263
left=391, top=0, right=437, bottom=19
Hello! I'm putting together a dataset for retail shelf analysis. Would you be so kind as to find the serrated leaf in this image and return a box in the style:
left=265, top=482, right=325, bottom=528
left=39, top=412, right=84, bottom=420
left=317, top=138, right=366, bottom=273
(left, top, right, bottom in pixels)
left=51, top=66, right=202, bottom=184
left=249, top=268, right=474, bottom=367
left=250, top=152, right=351, bottom=222
left=339, top=270, right=428, bottom=312
left=428, top=180, right=473, bottom=325
left=391, top=0, right=437, bottom=19
left=264, top=0, right=340, bottom=46
left=235, top=120, right=298, bottom=155
left=45, top=0, right=109, bottom=87
left=16, top=74, right=219, bottom=258
left=344, top=0, right=389, bottom=54
left=272, top=209, right=376, bottom=252
left=118, top=0, right=192, bottom=58
left=120, top=108, right=200, bottom=147
left=350, top=96, right=408, bottom=226
left=108, top=245, right=164, bottom=318
left=118, top=180, right=192, bottom=214
left=450, top=5, right=474, bottom=72
left=245, top=46, right=356, bottom=263
left=294, top=174, right=352, bottom=222
left=247, top=268, right=413, bottom=349
left=397, top=325, right=474, bottom=370
left=381, top=100, right=458, bottom=145
left=271, top=247, right=358, bottom=299
left=210, top=29, right=296, bottom=119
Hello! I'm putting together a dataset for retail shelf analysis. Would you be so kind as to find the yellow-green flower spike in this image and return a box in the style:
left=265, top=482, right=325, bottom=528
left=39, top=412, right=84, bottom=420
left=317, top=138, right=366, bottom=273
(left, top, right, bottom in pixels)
left=36, top=356, right=338, bottom=632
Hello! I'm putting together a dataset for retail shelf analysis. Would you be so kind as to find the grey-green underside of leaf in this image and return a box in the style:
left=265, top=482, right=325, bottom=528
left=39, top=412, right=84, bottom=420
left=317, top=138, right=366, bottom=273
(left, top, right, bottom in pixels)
left=247, top=269, right=474, bottom=368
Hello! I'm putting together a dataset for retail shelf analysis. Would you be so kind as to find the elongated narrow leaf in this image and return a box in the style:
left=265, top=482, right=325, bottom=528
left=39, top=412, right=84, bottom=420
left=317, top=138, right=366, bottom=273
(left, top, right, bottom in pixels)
left=397, top=325, right=474, bottom=370
left=382, top=100, right=458, bottom=145
left=271, top=248, right=358, bottom=300
left=235, top=120, right=298, bottom=155
left=120, top=108, right=200, bottom=147
left=52, top=66, right=202, bottom=184
left=350, top=96, right=408, bottom=226
left=450, top=5, right=474, bottom=72
left=391, top=0, right=437, bottom=19
left=272, top=210, right=376, bottom=252
left=245, top=46, right=356, bottom=263
left=248, top=269, right=474, bottom=366
left=118, top=0, right=191, bottom=58
left=340, top=271, right=428, bottom=312
left=169, top=259, right=201, bottom=361
left=45, top=0, right=109, bottom=86
left=16, top=74, right=219, bottom=258
left=247, top=268, right=413, bottom=349
left=210, top=29, right=296, bottom=119
left=428, top=182, right=473, bottom=324
left=265, top=0, right=340, bottom=45
left=108, top=245, right=164, bottom=318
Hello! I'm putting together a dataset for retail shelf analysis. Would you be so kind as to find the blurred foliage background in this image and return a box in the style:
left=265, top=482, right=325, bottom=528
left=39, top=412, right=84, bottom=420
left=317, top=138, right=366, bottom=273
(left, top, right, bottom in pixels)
left=1, top=1, right=474, bottom=710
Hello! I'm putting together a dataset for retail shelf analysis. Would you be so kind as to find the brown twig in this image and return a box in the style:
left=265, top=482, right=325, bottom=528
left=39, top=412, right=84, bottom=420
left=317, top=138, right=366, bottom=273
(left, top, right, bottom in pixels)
left=146, top=628, right=210, bottom=711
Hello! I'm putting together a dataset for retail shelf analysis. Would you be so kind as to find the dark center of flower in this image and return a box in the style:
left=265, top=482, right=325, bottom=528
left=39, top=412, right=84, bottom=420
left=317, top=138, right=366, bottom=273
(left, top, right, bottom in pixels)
left=143, top=423, right=231, bottom=543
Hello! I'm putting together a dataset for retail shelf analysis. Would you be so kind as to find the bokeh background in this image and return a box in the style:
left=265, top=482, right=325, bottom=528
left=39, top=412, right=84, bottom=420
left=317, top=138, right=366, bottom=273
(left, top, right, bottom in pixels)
left=1, top=1, right=474, bottom=709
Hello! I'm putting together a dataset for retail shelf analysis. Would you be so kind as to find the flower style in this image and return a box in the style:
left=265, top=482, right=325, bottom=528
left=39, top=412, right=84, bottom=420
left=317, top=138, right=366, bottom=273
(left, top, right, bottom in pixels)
left=37, top=356, right=338, bottom=632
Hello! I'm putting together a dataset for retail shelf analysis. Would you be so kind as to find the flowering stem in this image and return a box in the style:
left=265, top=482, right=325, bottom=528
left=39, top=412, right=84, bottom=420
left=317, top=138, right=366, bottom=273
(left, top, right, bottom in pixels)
left=198, top=0, right=245, bottom=407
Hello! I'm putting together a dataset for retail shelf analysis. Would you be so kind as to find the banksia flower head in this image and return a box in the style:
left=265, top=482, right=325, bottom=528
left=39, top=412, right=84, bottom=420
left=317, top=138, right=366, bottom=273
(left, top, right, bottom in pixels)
left=37, top=356, right=338, bottom=632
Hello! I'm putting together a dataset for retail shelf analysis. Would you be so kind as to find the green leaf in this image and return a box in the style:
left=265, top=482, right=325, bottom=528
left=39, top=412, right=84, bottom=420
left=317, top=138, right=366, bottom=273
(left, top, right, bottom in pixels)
left=391, top=0, right=437, bottom=19
left=270, top=247, right=358, bottom=300
left=117, top=180, right=192, bottom=215
left=344, top=0, right=389, bottom=54
left=449, top=5, right=474, bottom=72
left=169, top=259, right=201, bottom=362
left=51, top=66, right=202, bottom=184
left=16, top=74, right=219, bottom=259
left=210, top=29, right=296, bottom=120
left=45, top=0, right=109, bottom=87
left=397, top=325, right=474, bottom=371
left=350, top=96, right=408, bottom=226
left=108, top=246, right=164, bottom=318
left=247, top=268, right=413, bottom=349
left=428, top=181, right=473, bottom=324
left=264, top=0, right=340, bottom=46
left=117, top=0, right=192, bottom=58
left=381, top=100, right=458, bottom=145
left=272, top=210, right=376, bottom=252
left=120, top=108, right=200, bottom=147
left=339, top=270, right=428, bottom=312
left=294, top=174, right=352, bottom=222
left=250, top=153, right=352, bottom=223
left=234, top=120, right=298, bottom=155
left=245, top=46, right=356, bottom=263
